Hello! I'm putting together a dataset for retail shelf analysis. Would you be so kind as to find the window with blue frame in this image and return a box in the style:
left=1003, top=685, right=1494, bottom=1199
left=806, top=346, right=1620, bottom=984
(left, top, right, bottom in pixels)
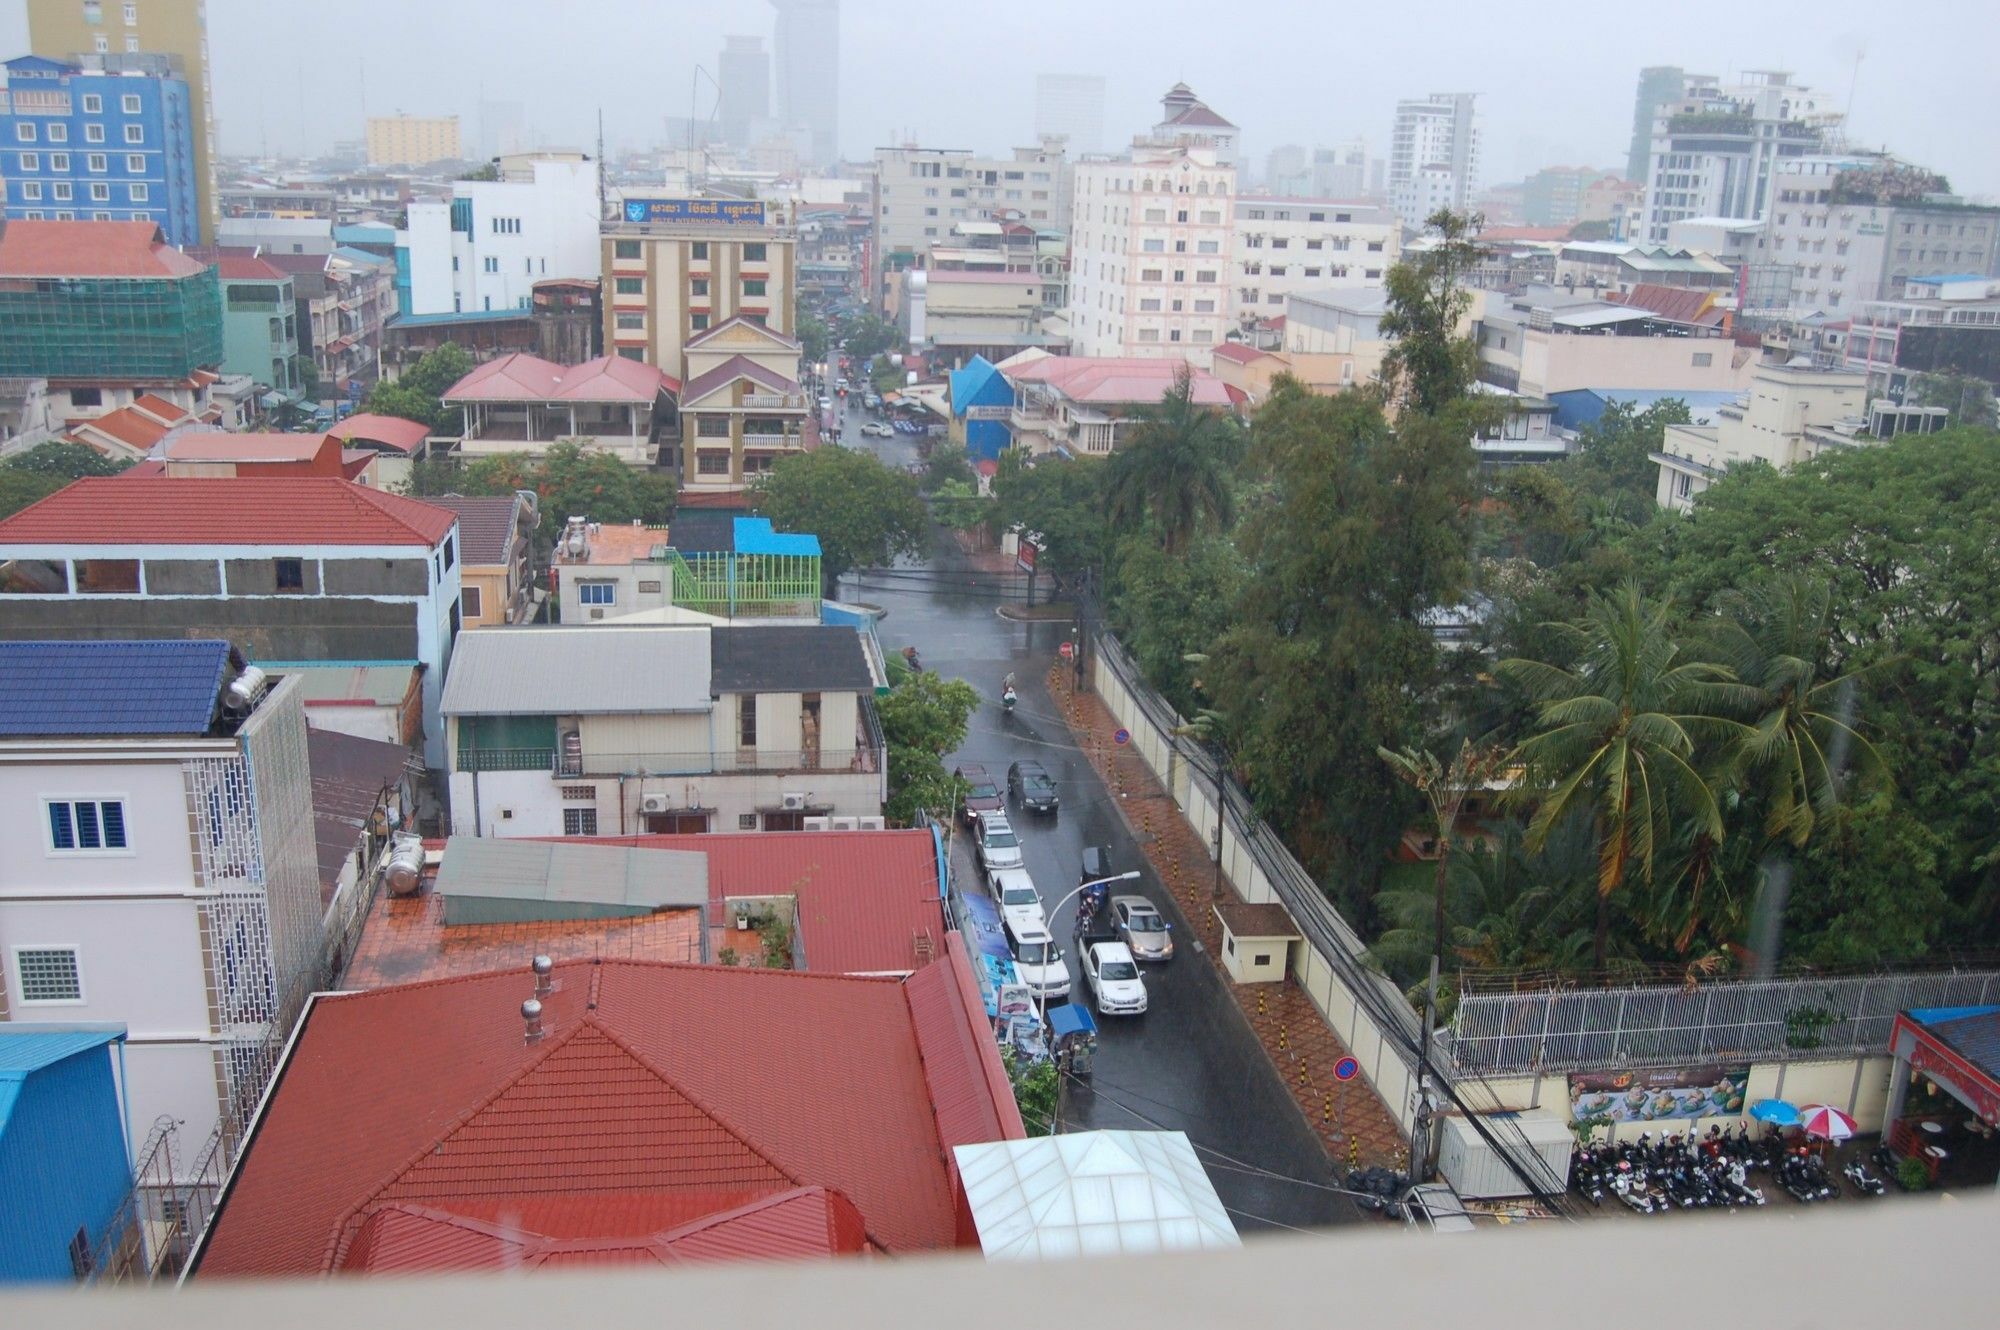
left=47, top=799, right=127, bottom=851
left=578, top=582, right=616, bottom=606
left=450, top=197, right=473, bottom=234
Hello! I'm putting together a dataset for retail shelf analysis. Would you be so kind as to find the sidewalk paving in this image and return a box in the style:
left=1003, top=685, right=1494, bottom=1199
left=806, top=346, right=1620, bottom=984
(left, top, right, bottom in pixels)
left=1049, top=660, right=1411, bottom=1172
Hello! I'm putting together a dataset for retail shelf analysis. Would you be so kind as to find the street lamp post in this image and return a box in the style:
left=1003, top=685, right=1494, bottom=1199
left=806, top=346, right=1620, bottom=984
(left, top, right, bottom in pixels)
left=1048, top=870, right=1143, bottom=939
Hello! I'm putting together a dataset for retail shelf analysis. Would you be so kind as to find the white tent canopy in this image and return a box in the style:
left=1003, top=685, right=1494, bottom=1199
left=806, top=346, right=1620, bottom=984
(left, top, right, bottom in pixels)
left=953, top=1130, right=1241, bottom=1261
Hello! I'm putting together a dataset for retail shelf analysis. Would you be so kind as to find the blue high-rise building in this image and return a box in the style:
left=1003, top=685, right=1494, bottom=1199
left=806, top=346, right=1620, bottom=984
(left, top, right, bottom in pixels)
left=0, top=53, right=198, bottom=246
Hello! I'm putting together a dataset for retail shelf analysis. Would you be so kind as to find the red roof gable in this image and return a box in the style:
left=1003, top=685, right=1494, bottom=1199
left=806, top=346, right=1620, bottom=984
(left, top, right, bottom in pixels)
left=328, top=412, right=432, bottom=452
left=0, top=219, right=207, bottom=279
left=191, top=955, right=1022, bottom=1278
left=0, top=476, right=458, bottom=547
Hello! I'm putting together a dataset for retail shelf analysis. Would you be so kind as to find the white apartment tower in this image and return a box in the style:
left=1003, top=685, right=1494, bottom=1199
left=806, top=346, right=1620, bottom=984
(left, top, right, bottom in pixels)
left=1638, top=70, right=1842, bottom=243
left=1035, top=74, right=1106, bottom=155
left=1233, top=199, right=1399, bottom=323
left=1067, top=141, right=1236, bottom=365
left=1389, top=94, right=1479, bottom=224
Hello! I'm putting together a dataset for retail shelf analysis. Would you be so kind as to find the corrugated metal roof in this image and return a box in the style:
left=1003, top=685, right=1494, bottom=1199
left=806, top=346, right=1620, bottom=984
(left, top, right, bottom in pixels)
left=278, top=662, right=418, bottom=707
left=193, top=955, right=1017, bottom=1277
left=0, top=639, right=230, bottom=737
left=440, top=626, right=713, bottom=717
left=731, top=517, right=819, bottom=557
left=0, top=1028, right=125, bottom=1077
left=709, top=626, right=869, bottom=694
left=437, top=838, right=708, bottom=923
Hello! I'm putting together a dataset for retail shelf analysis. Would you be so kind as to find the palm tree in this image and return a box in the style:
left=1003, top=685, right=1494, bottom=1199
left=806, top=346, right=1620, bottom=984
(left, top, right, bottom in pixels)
left=1499, top=584, right=1750, bottom=970
left=1378, top=741, right=1509, bottom=967
left=1104, top=367, right=1244, bottom=554
left=1706, top=576, right=1887, bottom=848
left=1371, top=820, right=1596, bottom=993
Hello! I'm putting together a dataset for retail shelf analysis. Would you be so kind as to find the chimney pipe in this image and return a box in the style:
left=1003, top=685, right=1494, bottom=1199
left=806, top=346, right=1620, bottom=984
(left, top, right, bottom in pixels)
left=532, top=953, right=553, bottom=997
left=521, top=997, right=545, bottom=1044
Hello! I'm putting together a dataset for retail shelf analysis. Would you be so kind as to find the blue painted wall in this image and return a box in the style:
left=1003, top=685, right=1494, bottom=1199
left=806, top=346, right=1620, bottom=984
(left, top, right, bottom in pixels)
left=0, top=56, right=200, bottom=245
left=0, top=1038, right=130, bottom=1284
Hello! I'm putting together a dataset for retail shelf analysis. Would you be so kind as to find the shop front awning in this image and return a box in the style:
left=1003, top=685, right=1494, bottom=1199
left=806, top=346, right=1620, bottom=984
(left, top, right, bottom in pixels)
left=1892, top=1006, right=2000, bottom=1124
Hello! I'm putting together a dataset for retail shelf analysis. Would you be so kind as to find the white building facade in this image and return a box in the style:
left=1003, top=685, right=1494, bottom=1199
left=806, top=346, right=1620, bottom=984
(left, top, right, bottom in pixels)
left=0, top=655, right=319, bottom=1175
left=1067, top=142, right=1236, bottom=365
left=399, top=156, right=602, bottom=317
left=1638, top=71, right=1842, bottom=244
left=1650, top=361, right=1867, bottom=511
left=871, top=141, right=1070, bottom=307
left=1389, top=94, right=1479, bottom=224
left=1233, top=198, right=1398, bottom=323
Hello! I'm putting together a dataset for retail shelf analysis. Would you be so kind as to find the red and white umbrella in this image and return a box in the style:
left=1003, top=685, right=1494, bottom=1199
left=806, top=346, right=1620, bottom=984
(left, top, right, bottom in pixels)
left=1799, top=1104, right=1857, bottom=1142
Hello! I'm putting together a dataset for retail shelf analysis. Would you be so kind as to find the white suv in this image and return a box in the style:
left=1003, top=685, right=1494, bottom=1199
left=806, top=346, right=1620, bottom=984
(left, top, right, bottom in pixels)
left=975, top=812, right=1024, bottom=871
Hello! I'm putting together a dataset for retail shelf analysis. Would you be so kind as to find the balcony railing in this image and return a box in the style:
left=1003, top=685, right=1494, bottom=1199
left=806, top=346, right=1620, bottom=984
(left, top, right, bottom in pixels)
left=456, top=745, right=883, bottom=777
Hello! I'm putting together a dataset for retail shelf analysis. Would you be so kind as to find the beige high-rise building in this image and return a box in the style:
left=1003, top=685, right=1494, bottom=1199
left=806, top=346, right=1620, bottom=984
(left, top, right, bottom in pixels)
left=27, top=0, right=216, bottom=242
left=600, top=197, right=798, bottom=377
left=365, top=115, right=463, bottom=167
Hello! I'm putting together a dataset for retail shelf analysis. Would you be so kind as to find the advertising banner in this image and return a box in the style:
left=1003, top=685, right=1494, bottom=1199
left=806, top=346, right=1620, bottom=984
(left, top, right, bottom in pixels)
left=622, top=197, right=767, bottom=226
left=1569, top=1065, right=1750, bottom=1124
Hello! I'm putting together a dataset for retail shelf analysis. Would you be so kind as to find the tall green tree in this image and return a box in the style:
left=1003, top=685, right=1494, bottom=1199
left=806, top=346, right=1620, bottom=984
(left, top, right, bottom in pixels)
left=362, top=342, right=475, bottom=432
left=1499, top=584, right=1748, bottom=968
left=1376, top=209, right=1487, bottom=416
left=1211, top=383, right=1477, bottom=905
left=2, top=442, right=134, bottom=479
left=1561, top=397, right=1693, bottom=522
left=877, top=670, right=980, bottom=825
left=400, top=442, right=675, bottom=551
left=1103, top=368, right=1245, bottom=554
left=990, top=451, right=1109, bottom=591
left=755, top=446, right=928, bottom=597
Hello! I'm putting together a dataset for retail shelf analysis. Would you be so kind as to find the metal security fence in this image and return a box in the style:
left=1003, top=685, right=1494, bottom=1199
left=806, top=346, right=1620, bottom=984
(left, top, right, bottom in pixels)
left=1447, top=969, right=2000, bottom=1075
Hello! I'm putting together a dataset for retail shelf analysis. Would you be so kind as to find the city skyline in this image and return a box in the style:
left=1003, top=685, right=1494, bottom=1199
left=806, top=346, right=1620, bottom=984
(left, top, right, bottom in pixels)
left=1, top=0, right=1993, bottom=193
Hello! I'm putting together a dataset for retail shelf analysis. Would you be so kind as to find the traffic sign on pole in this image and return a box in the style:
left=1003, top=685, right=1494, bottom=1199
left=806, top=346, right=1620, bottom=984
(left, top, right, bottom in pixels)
left=1334, top=1056, right=1360, bottom=1081
left=1113, top=728, right=1130, bottom=746
left=1059, top=641, right=1074, bottom=660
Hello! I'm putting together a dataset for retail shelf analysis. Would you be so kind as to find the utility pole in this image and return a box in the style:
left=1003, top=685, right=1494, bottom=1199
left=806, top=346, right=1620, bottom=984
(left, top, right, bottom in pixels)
left=1415, top=954, right=1439, bottom=1182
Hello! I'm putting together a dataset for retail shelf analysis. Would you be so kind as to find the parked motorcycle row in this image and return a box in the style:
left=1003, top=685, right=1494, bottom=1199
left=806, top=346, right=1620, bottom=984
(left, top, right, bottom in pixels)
left=1569, top=1124, right=1889, bottom=1215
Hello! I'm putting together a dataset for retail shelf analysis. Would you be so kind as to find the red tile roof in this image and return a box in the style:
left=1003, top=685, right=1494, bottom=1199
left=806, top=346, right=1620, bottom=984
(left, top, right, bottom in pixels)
left=1210, top=341, right=1269, bottom=365
left=444, top=352, right=676, bottom=404
left=1003, top=355, right=1234, bottom=407
left=584, top=831, right=945, bottom=976
left=162, top=431, right=337, bottom=464
left=328, top=412, right=432, bottom=452
left=0, top=476, right=458, bottom=547
left=0, top=219, right=208, bottom=279
left=1612, top=282, right=1725, bottom=327
left=191, top=954, right=1023, bottom=1278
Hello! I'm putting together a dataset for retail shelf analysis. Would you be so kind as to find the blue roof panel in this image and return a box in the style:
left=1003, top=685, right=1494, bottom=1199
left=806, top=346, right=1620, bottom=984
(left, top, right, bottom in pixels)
left=732, top=517, right=820, bottom=557
left=0, top=640, right=232, bottom=737
left=0, top=1029, right=124, bottom=1078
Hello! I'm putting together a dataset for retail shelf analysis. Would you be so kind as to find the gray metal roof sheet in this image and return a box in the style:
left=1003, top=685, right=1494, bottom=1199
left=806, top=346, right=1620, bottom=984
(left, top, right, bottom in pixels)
left=436, top=837, right=709, bottom=923
left=440, top=626, right=713, bottom=716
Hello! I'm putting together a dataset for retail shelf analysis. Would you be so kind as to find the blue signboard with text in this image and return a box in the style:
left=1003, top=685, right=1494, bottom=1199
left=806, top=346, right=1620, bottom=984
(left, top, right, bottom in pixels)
left=622, top=197, right=767, bottom=226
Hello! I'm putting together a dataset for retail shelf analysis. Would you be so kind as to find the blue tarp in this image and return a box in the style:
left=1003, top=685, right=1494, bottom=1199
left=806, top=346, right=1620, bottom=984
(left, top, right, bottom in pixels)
left=732, top=516, right=821, bottom=557
left=949, top=355, right=1014, bottom=462
left=1048, top=1004, right=1097, bottom=1039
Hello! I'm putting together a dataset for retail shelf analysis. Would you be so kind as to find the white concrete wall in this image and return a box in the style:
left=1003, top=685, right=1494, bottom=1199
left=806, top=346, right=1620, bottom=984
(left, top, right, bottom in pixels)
left=401, top=200, right=455, bottom=316
left=301, top=703, right=403, bottom=746
left=451, top=767, right=885, bottom=837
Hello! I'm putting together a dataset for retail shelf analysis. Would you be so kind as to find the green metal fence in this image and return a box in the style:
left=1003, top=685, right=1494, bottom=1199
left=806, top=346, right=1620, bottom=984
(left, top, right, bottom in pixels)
left=658, top=547, right=821, bottom=618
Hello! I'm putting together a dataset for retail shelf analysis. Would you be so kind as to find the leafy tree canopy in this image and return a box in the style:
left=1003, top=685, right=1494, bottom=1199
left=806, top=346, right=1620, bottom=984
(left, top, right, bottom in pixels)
left=362, top=343, right=475, bottom=433
left=754, top=446, right=928, bottom=596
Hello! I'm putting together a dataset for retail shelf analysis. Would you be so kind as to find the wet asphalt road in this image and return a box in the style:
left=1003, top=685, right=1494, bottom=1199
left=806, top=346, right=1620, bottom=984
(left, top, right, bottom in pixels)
left=836, top=409, right=1358, bottom=1234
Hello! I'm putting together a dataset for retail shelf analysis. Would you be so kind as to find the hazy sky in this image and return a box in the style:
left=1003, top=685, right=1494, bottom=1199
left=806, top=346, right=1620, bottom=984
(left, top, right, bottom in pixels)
left=4, top=0, right=1996, bottom=193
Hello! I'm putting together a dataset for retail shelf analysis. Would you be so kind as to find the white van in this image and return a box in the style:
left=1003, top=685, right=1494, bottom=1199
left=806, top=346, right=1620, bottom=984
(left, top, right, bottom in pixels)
left=1004, top=915, right=1071, bottom=1000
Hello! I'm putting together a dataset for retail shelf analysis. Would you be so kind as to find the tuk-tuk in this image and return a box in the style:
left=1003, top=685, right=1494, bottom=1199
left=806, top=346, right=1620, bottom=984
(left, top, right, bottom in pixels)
left=1049, top=1003, right=1098, bottom=1077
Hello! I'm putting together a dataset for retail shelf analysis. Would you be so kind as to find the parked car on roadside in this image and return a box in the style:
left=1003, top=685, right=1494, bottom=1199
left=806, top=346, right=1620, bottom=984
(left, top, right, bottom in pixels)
left=956, top=764, right=1003, bottom=826
left=1081, top=940, right=1147, bottom=1015
left=1112, top=895, right=1174, bottom=961
left=975, top=811, right=1024, bottom=871
left=989, top=867, right=1047, bottom=934
left=1008, top=760, right=1059, bottom=814
left=1004, top=915, right=1070, bottom=1001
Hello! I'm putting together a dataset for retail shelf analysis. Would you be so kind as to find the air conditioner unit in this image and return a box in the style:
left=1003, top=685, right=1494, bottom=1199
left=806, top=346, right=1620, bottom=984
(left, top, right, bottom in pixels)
left=829, top=816, right=860, bottom=832
left=857, top=817, right=886, bottom=831
left=641, top=796, right=668, bottom=814
left=781, top=793, right=807, bottom=811
left=589, top=607, right=605, bottom=620
left=802, top=816, right=832, bottom=831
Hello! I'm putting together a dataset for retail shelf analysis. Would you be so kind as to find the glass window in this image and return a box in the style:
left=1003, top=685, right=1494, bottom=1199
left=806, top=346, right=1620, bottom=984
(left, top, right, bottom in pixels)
left=614, top=311, right=645, bottom=329
left=461, top=586, right=483, bottom=619
left=15, top=948, right=83, bottom=1003
left=613, top=239, right=640, bottom=259
left=578, top=582, right=616, bottom=605
left=89, top=182, right=109, bottom=202
left=14, top=123, right=34, bottom=142
left=48, top=799, right=127, bottom=851
left=86, top=153, right=106, bottom=172
left=690, top=242, right=708, bottom=260
left=743, top=279, right=767, bottom=297
left=125, top=153, right=143, bottom=171
left=743, top=242, right=767, bottom=262
left=690, top=278, right=709, bottom=297
left=50, top=153, right=67, bottom=171
left=17, top=182, right=41, bottom=200
left=614, top=276, right=644, bottom=294
left=82, top=93, right=103, bottom=113
left=122, top=94, right=141, bottom=114
left=563, top=807, right=598, bottom=836
left=17, top=152, right=37, bottom=170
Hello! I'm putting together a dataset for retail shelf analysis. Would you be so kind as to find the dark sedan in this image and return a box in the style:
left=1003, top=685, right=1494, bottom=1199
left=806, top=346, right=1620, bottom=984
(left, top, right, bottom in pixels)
left=1008, top=760, right=1059, bottom=814
left=956, top=763, right=1004, bottom=826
